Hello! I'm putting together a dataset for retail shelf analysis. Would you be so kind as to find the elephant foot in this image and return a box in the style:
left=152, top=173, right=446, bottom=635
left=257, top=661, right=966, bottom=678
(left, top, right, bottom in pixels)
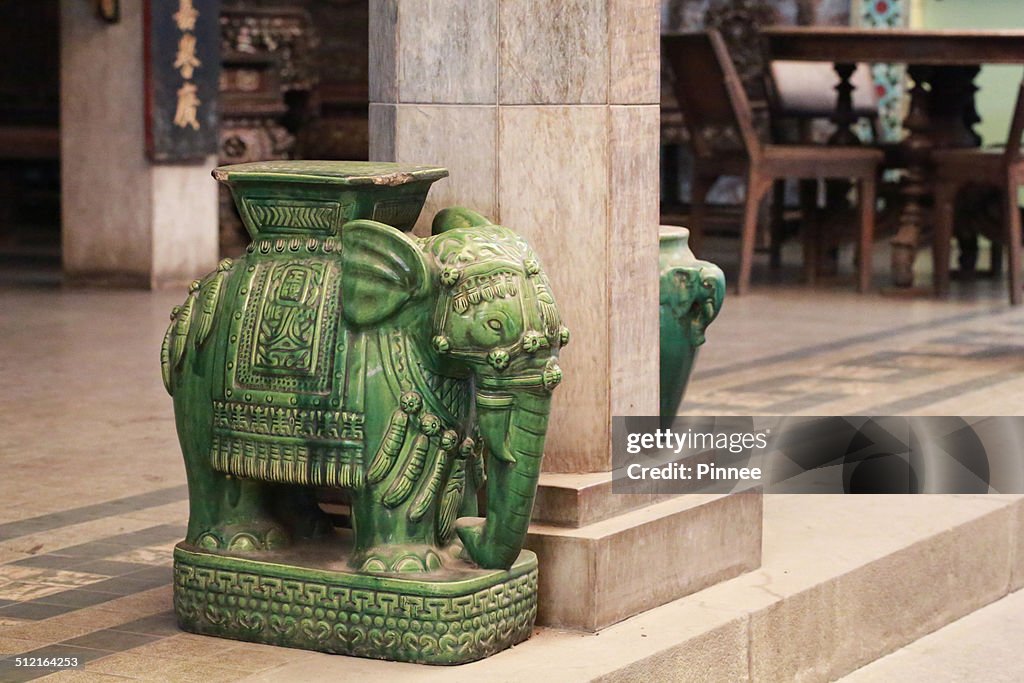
left=454, top=517, right=486, bottom=566
left=351, top=544, right=444, bottom=574
left=195, top=520, right=290, bottom=552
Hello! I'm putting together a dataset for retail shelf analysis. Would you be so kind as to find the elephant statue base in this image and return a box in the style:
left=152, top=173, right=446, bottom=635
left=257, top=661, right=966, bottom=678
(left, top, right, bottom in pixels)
left=173, top=541, right=538, bottom=664
left=164, top=162, right=566, bottom=665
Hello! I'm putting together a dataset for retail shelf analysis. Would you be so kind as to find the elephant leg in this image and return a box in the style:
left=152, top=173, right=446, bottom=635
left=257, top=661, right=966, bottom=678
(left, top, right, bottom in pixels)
left=346, top=428, right=457, bottom=574
left=209, top=478, right=290, bottom=551
left=347, top=489, right=445, bottom=573
left=174, top=370, right=288, bottom=552
left=180, top=447, right=289, bottom=551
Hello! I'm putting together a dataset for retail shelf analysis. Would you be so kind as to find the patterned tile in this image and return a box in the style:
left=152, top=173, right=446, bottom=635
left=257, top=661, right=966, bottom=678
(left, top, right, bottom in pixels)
left=104, top=546, right=174, bottom=567
left=857, top=0, right=908, bottom=142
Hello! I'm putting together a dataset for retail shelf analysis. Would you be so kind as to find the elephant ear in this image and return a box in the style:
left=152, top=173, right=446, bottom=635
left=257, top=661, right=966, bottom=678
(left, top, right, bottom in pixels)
left=341, top=219, right=429, bottom=326
left=431, top=207, right=493, bottom=234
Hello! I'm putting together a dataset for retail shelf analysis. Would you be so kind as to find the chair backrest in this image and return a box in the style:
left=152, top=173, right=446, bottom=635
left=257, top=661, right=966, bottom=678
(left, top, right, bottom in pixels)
left=663, top=30, right=762, bottom=161
left=1006, top=80, right=1024, bottom=163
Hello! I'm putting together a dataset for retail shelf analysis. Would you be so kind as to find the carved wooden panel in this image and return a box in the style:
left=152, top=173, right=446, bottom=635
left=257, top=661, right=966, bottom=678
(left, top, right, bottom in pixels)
left=216, top=2, right=369, bottom=255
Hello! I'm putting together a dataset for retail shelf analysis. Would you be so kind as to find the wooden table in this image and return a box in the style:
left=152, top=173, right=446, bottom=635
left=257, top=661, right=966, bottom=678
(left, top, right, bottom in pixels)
left=762, top=27, right=1024, bottom=288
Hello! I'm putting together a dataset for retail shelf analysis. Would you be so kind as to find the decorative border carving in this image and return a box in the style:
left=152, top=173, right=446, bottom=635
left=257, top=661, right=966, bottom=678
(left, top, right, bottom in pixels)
left=242, top=197, right=353, bottom=234
left=213, top=401, right=364, bottom=442
left=173, top=546, right=538, bottom=665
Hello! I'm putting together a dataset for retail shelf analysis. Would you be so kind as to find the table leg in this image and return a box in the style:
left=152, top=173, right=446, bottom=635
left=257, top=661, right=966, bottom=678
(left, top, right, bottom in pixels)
left=829, top=62, right=859, bottom=145
left=890, top=65, right=934, bottom=288
left=891, top=65, right=982, bottom=288
left=810, top=62, right=860, bottom=280
left=934, top=66, right=985, bottom=275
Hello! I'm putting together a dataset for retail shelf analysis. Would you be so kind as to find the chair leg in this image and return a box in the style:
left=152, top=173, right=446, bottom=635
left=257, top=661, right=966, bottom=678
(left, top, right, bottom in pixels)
left=738, top=173, right=771, bottom=296
left=798, top=179, right=819, bottom=284
left=990, top=242, right=1004, bottom=276
left=689, top=174, right=715, bottom=256
left=857, top=176, right=877, bottom=293
left=1005, top=178, right=1022, bottom=306
left=933, top=180, right=957, bottom=298
left=770, top=179, right=786, bottom=269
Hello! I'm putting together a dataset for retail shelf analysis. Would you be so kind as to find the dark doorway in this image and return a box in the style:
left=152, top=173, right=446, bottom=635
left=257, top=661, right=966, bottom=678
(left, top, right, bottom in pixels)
left=0, top=1, right=61, bottom=281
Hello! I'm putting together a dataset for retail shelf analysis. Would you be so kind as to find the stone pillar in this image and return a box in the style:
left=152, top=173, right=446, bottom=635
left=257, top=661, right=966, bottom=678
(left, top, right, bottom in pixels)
left=370, top=0, right=761, bottom=631
left=60, top=0, right=217, bottom=289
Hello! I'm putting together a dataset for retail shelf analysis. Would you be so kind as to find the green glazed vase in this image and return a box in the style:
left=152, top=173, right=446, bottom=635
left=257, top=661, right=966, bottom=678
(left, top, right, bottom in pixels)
left=161, top=161, right=567, bottom=665
left=659, top=226, right=725, bottom=421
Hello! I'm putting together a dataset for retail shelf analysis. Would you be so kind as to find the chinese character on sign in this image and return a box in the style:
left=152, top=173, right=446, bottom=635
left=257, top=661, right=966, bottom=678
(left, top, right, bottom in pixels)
left=145, top=1, right=217, bottom=160
left=174, top=83, right=201, bottom=130
left=174, top=33, right=201, bottom=79
left=173, top=0, right=199, bottom=32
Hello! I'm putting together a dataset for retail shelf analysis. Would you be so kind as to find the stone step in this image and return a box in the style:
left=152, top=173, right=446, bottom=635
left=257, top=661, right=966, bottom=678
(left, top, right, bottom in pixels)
left=246, top=494, right=1024, bottom=682
left=838, top=587, right=1024, bottom=682
left=529, top=492, right=762, bottom=631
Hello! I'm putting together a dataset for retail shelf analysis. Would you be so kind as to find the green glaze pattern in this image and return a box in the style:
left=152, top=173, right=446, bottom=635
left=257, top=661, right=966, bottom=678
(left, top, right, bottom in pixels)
left=163, top=161, right=566, bottom=664
left=659, top=226, right=725, bottom=422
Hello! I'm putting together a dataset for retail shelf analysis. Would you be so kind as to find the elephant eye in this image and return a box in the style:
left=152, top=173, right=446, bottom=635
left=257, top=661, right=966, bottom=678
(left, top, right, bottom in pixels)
left=486, top=319, right=503, bottom=331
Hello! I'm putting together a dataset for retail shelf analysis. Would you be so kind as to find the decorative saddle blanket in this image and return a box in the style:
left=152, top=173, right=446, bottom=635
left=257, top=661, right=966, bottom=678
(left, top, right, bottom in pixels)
left=210, top=255, right=366, bottom=487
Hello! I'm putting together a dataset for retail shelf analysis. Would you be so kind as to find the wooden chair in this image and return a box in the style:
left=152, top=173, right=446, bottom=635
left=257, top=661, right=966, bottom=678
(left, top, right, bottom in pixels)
left=763, top=61, right=881, bottom=269
left=932, top=81, right=1024, bottom=305
left=663, top=30, right=884, bottom=295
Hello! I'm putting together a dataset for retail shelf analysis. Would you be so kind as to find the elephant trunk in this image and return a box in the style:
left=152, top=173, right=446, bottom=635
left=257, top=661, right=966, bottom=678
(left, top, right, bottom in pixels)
left=457, top=389, right=552, bottom=570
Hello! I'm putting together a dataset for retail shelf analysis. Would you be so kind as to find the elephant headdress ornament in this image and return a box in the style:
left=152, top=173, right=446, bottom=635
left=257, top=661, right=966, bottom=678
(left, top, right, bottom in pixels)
left=161, top=162, right=566, bottom=664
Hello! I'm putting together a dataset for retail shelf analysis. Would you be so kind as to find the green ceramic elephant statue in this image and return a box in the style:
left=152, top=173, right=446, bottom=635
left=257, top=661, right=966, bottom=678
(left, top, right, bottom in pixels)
left=161, top=162, right=566, bottom=664
left=659, top=226, right=725, bottom=422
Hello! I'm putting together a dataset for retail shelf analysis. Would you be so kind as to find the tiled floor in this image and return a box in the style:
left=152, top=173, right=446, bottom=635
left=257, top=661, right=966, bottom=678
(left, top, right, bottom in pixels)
left=685, top=235, right=1024, bottom=416
left=0, top=285, right=308, bottom=681
left=1, top=238, right=1022, bottom=680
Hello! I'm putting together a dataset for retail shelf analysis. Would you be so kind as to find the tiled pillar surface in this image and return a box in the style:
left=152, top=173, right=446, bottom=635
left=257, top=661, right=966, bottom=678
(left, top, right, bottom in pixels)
left=61, top=0, right=217, bottom=289
left=370, top=0, right=661, bottom=473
